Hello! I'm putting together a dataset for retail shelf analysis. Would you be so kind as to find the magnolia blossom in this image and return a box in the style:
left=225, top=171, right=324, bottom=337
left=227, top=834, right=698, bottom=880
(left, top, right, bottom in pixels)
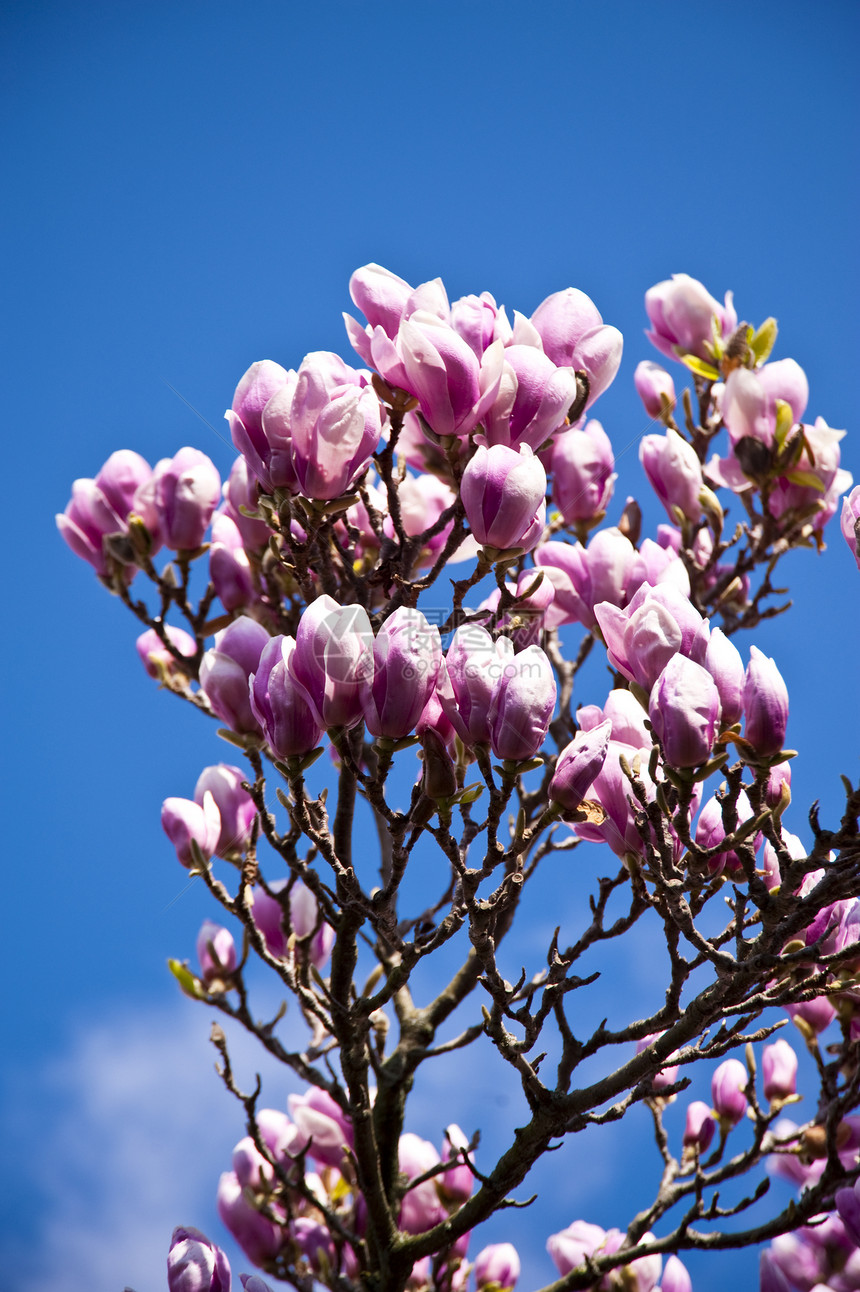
left=460, top=442, right=547, bottom=552
left=645, top=273, right=737, bottom=361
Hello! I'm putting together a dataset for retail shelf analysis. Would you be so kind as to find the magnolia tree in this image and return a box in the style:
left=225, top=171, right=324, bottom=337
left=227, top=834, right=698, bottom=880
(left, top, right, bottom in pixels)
left=58, top=265, right=860, bottom=1292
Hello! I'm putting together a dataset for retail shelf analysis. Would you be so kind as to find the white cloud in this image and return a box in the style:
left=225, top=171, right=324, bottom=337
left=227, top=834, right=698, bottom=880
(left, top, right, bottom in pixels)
left=2, top=998, right=294, bottom=1292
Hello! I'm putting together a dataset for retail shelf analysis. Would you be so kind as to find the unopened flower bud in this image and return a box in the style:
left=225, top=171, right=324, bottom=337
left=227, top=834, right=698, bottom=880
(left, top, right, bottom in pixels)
left=743, top=647, right=789, bottom=758
left=762, top=1038, right=798, bottom=1104
left=488, top=645, right=556, bottom=761
left=683, top=1100, right=716, bottom=1153
left=549, top=721, right=611, bottom=815
left=474, top=1243, right=520, bottom=1290
left=461, top=443, right=547, bottom=553
left=196, top=920, right=237, bottom=983
left=161, top=793, right=221, bottom=868
left=634, top=360, right=676, bottom=419
left=167, top=1226, right=231, bottom=1292
left=711, top=1058, right=748, bottom=1128
left=151, top=447, right=221, bottom=550
left=136, top=626, right=197, bottom=679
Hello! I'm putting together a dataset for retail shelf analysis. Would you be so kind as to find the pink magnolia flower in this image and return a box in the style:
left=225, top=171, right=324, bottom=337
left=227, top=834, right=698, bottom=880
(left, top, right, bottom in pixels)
left=634, top=360, right=676, bottom=419
left=645, top=273, right=736, bottom=362
left=150, top=447, right=221, bottom=550
left=461, top=442, right=547, bottom=553
left=289, top=351, right=383, bottom=501
left=551, top=420, right=616, bottom=525
left=226, top=360, right=298, bottom=494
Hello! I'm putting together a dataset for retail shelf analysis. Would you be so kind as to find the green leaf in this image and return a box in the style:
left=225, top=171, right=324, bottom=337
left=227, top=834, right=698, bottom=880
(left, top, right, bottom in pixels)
left=773, top=399, right=795, bottom=450
left=680, top=354, right=720, bottom=382
left=783, top=469, right=826, bottom=492
left=168, top=959, right=204, bottom=999
left=457, top=784, right=485, bottom=806
left=750, top=316, right=778, bottom=365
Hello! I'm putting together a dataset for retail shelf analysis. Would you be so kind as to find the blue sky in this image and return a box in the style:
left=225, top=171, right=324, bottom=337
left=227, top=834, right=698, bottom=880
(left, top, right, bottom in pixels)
left=3, top=1, right=860, bottom=1288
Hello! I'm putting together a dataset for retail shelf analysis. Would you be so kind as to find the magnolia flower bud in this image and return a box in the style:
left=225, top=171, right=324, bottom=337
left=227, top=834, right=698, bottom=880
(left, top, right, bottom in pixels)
left=649, top=655, right=721, bottom=768
left=291, top=595, right=374, bottom=731
left=196, top=920, right=237, bottom=984
left=194, top=764, right=256, bottom=857
left=683, top=1100, right=716, bottom=1153
left=634, top=360, right=676, bottom=418
left=362, top=608, right=442, bottom=739
left=711, top=1058, right=748, bottom=1128
left=645, top=273, right=736, bottom=362
left=151, top=447, right=221, bottom=550
left=488, top=645, right=556, bottom=761
left=474, top=1243, right=521, bottom=1290
left=549, top=720, right=611, bottom=815
left=639, top=428, right=703, bottom=523
left=167, top=1226, right=231, bottom=1292
left=743, top=647, right=789, bottom=757
left=161, top=793, right=221, bottom=869
left=199, top=617, right=270, bottom=734
left=762, top=1038, right=798, bottom=1104
left=551, top=420, right=616, bottom=525
left=135, top=625, right=197, bottom=679
left=461, top=443, right=547, bottom=553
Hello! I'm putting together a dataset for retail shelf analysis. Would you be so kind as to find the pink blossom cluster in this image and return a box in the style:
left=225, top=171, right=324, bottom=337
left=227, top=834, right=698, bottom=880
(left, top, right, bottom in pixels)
left=57, top=263, right=860, bottom=1292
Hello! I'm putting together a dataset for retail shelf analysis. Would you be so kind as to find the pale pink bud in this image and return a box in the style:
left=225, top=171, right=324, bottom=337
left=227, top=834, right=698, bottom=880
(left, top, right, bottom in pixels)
left=288, top=1088, right=353, bottom=1170
left=167, top=1225, right=231, bottom=1292
left=398, top=1133, right=446, bottom=1234
left=199, top=617, right=270, bottom=734
left=161, top=793, right=221, bottom=868
left=484, top=344, right=578, bottom=450
left=194, top=764, right=256, bottom=858
left=786, top=996, right=835, bottom=1034
left=743, top=647, right=789, bottom=757
left=438, top=626, right=514, bottom=747
left=196, top=920, right=237, bottom=983
left=711, top=1058, right=748, bottom=1127
left=640, top=428, right=703, bottom=523
left=57, top=450, right=161, bottom=577
left=349, top=263, right=414, bottom=338
left=223, top=456, right=271, bottom=550
left=704, top=627, right=745, bottom=728
left=461, top=443, right=547, bottom=553
left=547, top=1220, right=607, bottom=1276
left=250, top=635, right=324, bottom=758
left=291, top=595, right=374, bottom=731
left=362, top=608, right=442, bottom=739
left=474, top=1243, right=520, bottom=1290
left=216, top=1171, right=282, bottom=1266
left=645, top=273, right=736, bottom=362
left=289, top=352, right=383, bottom=500
left=227, top=360, right=296, bottom=493
left=209, top=513, right=254, bottom=611
left=536, top=528, right=636, bottom=630
left=440, top=1124, right=473, bottom=1203
left=488, top=645, right=556, bottom=761
left=661, top=1255, right=693, bottom=1292
left=136, top=625, right=197, bottom=679
left=683, top=1100, right=716, bottom=1152
left=841, top=485, right=860, bottom=570
left=551, top=420, right=616, bottom=524
left=634, top=360, right=676, bottom=418
left=649, top=655, right=721, bottom=768
left=762, top=1038, right=798, bottom=1103
left=398, top=314, right=485, bottom=438
left=596, top=583, right=706, bottom=693
left=636, top=1033, right=679, bottom=1091
left=549, top=720, right=611, bottom=815
left=151, top=447, right=221, bottom=550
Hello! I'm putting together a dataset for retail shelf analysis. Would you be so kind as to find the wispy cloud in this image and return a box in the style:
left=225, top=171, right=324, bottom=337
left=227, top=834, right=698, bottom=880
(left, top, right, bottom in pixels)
left=2, top=998, right=291, bottom=1292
